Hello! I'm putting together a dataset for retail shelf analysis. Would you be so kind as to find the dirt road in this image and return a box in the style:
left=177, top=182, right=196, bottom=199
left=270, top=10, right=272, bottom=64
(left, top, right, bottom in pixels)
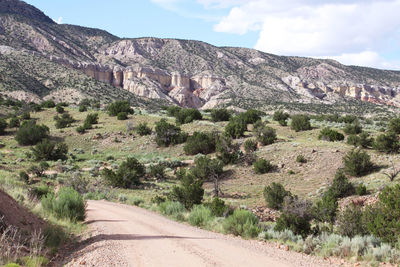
left=63, top=200, right=337, bottom=267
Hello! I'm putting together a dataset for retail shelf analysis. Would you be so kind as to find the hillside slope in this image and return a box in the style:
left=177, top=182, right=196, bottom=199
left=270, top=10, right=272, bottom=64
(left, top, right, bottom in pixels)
left=1, top=0, right=400, bottom=113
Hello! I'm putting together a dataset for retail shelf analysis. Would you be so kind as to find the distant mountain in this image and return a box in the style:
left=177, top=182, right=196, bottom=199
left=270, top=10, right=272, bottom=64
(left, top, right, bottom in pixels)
left=1, top=0, right=400, bottom=114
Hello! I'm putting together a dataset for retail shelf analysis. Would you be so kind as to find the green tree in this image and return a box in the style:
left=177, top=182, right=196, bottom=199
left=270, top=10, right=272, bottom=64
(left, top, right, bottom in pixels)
left=15, top=121, right=49, bottom=146
left=0, top=119, right=7, bottom=135
left=211, top=109, right=231, bottom=122
left=107, top=100, right=133, bottom=116
left=154, top=119, right=187, bottom=147
left=254, top=124, right=277, bottom=145
left=170, top=171, right=204, bottom=209
left=263, top=182, right=292, bottom=210
left=225, top=117, right=247, bottom=138
left=290, top=114, right=311, bottom=132
left=184, top=132, right=217, bottom=155
left=343, top=149, right=374, bottom=177
left=102, top=157, right=145, bottom=188
left=31, top=139, right=68, bottom=161
left=373, top=132, right=400, bottom=153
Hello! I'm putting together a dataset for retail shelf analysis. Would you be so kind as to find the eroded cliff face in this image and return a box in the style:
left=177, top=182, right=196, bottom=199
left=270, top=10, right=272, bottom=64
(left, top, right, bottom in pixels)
left=55, top=58, right=227, bottom=108
left=2, top=1, right=400, bottom=110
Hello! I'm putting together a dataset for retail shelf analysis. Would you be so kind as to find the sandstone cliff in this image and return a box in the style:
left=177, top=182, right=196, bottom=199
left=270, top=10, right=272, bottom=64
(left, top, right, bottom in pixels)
left=1, top=0, right=400, bottom=113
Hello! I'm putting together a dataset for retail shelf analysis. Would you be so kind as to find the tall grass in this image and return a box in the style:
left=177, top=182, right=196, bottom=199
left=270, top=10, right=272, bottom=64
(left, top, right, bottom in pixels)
left=188, top=205, right=213, bottom=227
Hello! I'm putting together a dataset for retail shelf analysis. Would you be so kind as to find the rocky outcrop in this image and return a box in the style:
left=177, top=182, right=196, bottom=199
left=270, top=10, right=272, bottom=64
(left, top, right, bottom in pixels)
left=282, top=74, right=399, bottom=106
left=3, top=0, right=400, bottom=111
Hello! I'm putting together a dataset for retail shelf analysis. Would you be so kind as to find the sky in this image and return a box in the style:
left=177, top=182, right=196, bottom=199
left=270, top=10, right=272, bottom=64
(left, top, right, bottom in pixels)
left=25, top=0, right=400, bottom=70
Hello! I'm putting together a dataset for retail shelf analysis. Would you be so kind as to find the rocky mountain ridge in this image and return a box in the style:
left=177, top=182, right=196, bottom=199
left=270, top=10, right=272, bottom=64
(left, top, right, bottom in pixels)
left=1, top=0, right=400, bottom=111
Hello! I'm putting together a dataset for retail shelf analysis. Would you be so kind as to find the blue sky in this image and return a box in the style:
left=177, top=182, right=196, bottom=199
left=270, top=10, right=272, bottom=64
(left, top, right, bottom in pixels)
left=24, top=0, right=259, bottom=48
left=25, top=0, right=400, bottom=70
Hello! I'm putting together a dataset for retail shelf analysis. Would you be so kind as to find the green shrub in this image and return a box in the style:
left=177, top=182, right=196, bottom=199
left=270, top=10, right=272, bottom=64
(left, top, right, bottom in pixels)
left=191, top=155, right=223, bottom=181
left=19, top=171, right=29, bottom=182
left=15, top=121, right=49, bottom=146
left=290, top=114, right=311, bottom=132
left=388, top=118, right=400, bottom=134
left=149, top=164, right=166, bottom=180
left=263, top=183, right=292, bottom=210
left=278, top=119, right=287, bottom=126
left=8, top=117, right=19, bottom=128
left=277, top=197, right=313, bottom=237
left=337, top=204, right=367, bottom=238
left=54, top=113, right=75, bottom=129
left=273, top=110, right=290, bottom=122
left=0, top=119, right=7, bottom=135
left=343, top=122, right=362, bottom=135
left=117, top=112, right=128, bottom=120
left=136, top=122, right=152, bottom=136
left=41, top=100, right=55, bottom=108
left=166, top=106, right=182, bottom=117
left=31, top=184, right=51, bottom=199
left=188, top=205, right=213, bottom=227
left=223, top=209, right=260, bottom=238
left=28, top=161, right=49, bottom=177
left=158, top=201, right=186, bottom=218
left=318, top=128, right=344, bottom=141
left=206, top=197, right=227, bottom=217
left=170, top=172, right=204, bottom=209
left=102, top=157, right=145, bottom=188
left=343, top=149, right=374, bottom=177
left=347, top=134, right=360, bottom=147
left=373, top=132, right=400, bottom=153
left=355, top=184, right=367, bottom=196
left=154, top=119, right=187, bottom=147
left=358, top=132, right=374, bottom=148
left=20, top=112, right=30, bottom=120
left=225, top=117, right=247, bottom=138
left=313, top=193, right=338, bottom=223
left=254, top=125, right=277, bottom=145
left=78, top=105, right=87, bottom=112
left=216, top=135, right=240, bottom=164
left=253, top=158, right=276, bottom=174
left=363, top=185, right=400, bottom=244
left=275, top=211, right=311, bottom=238
left=211, top=109, right=231, bottom=122
left=41, top=187, right=86, bottom=221
left=107, top=100, right=133, bottom=116
left=127, top=196, right=144, bottom=206
left=76, top=126, right=86, bottom=134
left=84, top=113, right=99, bottom=125
left=175, top=108, right=202, bottom=124
left=184, top=132, right=217, bottom=155
left=55, top=104, right=64, bottom=114
left=243, top=139, right=257, bottom=153
left=239, top=109, right=263, bottom=124
left=31, top=139, right=68, bottom=161
left=296, top=154, right=307, bottom=163
left=327, top=171, right=355, bottom=198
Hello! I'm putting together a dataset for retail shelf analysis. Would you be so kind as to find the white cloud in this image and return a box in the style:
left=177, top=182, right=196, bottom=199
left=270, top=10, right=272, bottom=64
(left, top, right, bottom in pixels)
left=211, top=0, right=400, bottom=69
left=54, top=17, right=63, bottom=24
left=324, top=51, right=400, bottom=70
